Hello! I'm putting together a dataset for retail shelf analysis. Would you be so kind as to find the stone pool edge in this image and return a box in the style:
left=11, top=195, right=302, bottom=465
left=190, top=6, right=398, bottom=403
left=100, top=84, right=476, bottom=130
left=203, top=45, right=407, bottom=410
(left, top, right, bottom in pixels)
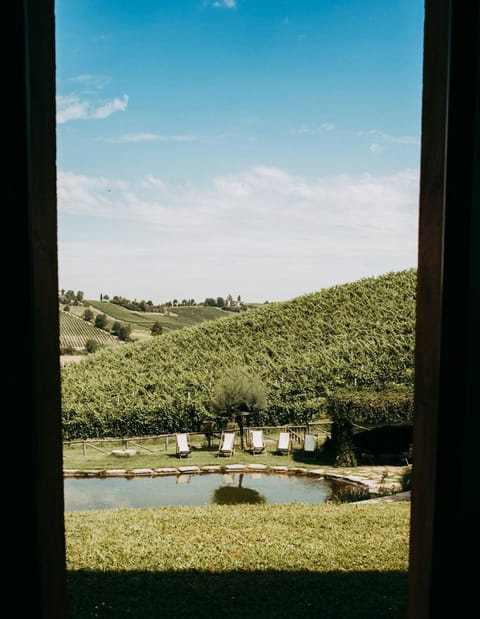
left=63, top=463, right=404, bottom=497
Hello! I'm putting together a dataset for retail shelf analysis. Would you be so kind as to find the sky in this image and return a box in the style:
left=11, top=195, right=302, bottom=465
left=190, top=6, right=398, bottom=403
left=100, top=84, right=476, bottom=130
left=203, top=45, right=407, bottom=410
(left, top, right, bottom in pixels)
left=55, top=0, right=424, bottom=304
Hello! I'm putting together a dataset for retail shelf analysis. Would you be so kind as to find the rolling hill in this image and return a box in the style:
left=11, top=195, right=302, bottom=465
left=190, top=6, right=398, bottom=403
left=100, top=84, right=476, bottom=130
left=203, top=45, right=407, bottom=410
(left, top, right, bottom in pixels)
left=61, top=269, right=417, bottom=439
left=60, top=301, right=234, bottom=353
left=81, top=301, right=229, bottom=335
left=59, top=311, right=121, bottom=352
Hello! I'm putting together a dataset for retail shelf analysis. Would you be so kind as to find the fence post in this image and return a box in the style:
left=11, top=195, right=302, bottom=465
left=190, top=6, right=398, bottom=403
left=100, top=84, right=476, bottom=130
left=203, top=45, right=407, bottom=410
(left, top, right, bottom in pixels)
left=82, top=441, right=86, bottom=457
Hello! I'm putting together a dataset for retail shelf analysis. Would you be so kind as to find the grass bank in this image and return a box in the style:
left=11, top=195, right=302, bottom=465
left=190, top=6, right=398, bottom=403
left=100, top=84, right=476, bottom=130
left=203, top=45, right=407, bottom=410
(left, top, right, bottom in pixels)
left=66, top=502, right=410, bottom=618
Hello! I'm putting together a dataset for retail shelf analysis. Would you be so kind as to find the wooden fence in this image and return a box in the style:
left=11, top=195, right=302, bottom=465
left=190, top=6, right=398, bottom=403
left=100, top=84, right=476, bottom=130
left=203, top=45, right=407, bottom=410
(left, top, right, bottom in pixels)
left=63, top=421, right=333, bottom=456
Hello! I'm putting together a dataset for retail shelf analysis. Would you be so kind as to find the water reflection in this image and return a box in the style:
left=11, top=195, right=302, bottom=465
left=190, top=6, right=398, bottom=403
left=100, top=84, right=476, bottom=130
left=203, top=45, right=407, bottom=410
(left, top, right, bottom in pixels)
left=64, top=472, right=356, bottom=511
left=212, top=473, right=266, bottom=505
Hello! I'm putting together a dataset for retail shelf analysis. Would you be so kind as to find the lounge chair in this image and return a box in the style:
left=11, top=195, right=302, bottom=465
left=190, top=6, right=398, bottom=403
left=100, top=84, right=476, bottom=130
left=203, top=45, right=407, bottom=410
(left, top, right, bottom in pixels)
left=304, top=433, right=317, bottom=458
left=218, top=431, right=235, bottom=457
left=175, top=433, right=192, bottom=458
left=277, top=431, right=291, bottom=455
left=248, top=429, right=266, bottom=455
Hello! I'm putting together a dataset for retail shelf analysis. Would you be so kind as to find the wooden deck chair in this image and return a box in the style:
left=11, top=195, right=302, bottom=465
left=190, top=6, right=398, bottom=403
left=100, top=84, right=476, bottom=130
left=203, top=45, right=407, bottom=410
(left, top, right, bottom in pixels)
left=175, top=433, right=192, bottom=458
left=249, top=429, right=266, bottom=455
left=304, top=433, right=317, bottom=458
left=217, top=431, right=235, bottom=457
left=277, top=431, right=291, bottom=455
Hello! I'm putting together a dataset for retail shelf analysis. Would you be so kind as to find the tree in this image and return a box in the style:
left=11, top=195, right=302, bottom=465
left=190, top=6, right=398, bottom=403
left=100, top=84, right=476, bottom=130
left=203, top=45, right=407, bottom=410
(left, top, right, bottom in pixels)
left=85, top=339, right=99, bottom=353
left=64, top=290, right=76, bottom=304
left=94, top=313, right=108, bottom=329
left=111, top=321, right=122, bottom=337
left=83, top=308, right=94, bottom=322
left=118, top=324, right=132, bottom=341
left=76, top=291, right=84, bottom=303
left=211, top=367, right=267, bottom=449
left=150, top=321, right=163, bottom=336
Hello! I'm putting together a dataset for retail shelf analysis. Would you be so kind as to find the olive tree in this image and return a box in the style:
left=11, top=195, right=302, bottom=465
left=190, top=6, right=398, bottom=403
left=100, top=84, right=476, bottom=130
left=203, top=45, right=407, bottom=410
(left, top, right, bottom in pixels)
left=211, top=366, right=267, bottom=449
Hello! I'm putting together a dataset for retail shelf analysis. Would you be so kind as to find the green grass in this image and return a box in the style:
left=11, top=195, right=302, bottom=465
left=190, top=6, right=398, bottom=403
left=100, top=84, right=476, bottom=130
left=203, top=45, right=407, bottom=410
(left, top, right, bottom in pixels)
left=63, top=430, right=329, bottom=469
left=63, top=435, right=325, bottom=470
left=65, top=502, right=410, bottom=618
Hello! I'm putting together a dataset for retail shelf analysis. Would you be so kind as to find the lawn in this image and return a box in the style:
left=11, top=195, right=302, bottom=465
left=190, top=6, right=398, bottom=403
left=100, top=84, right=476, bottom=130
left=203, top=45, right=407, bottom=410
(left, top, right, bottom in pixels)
left=65, top=502, right=410, bottom=618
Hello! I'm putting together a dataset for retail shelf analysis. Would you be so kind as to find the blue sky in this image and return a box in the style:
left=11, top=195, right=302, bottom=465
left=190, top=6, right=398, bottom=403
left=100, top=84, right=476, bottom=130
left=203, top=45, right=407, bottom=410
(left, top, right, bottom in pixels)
left=56, top=0, right=424, bottom=303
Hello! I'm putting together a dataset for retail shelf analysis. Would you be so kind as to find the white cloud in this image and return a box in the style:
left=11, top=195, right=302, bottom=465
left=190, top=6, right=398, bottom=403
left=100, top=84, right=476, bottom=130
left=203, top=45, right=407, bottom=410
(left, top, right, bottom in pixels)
left=116, top=133, right=198, bottom=143
left=68, top=74, right=111, bottom=89
left=58, top=165, right=419, bottom=302
left=57, top=171, right=122, bottom=217
left=212, top=0, right=237, bottom=8
left=141, top=175, right=167, bottom=191
left=91, top=95, right=129, bottom=119
left=292, top=123, right=335, bottom=135
left=58, top=167, right=419, bottom=231
left=358, top=130, right=419, bottom=145
left=370, top=143, right=384, bottom=153
left=56, top=94, right=129, bottom=124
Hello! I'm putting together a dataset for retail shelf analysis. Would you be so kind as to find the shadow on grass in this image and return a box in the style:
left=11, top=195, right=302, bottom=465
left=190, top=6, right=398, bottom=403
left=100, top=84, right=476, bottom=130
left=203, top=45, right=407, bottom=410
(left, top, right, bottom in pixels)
left=67, top=569, right=407, bottom=618
left=290, top=449, right=335, bottom=467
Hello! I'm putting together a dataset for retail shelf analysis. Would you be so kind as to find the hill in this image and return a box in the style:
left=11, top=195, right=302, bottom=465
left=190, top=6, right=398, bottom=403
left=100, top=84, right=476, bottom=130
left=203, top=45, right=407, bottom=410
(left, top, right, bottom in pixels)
left=59, top=311, right=121, bottom=352
left=88, top=300, right=231, bottom=331
left=61, top=269, right=416, bottom=439
left=60, top=301, right=233, bottom=354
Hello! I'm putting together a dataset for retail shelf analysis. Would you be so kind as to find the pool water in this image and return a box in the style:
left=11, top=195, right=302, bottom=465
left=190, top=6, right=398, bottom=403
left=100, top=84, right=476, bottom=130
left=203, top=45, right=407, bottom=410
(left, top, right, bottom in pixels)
left=64, top=472, right=355, bottom=511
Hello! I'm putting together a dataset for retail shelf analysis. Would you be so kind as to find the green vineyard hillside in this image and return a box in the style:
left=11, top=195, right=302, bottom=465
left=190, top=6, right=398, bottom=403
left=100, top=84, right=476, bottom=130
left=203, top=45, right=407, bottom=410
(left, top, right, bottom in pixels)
left=61, top=269, right=417, bottom=439
left=86, top=301, right=231, bottom=334
left=59, top=311, right=120, bottom=351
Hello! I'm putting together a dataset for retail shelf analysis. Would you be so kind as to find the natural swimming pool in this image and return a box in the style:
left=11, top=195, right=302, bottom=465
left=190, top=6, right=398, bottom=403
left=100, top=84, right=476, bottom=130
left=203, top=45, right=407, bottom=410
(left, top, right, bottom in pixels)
left=64, top=472, right=361, bottom=511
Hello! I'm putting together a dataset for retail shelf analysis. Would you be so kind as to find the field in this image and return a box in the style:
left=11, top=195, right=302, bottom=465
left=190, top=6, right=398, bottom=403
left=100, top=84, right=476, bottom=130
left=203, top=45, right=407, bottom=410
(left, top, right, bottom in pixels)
left=61, top=269, right=416, bottom=439
left=86, top=300, right=230, bottom=334
left=60, top=301, right=233, bottom=355
left=59, top=311, right=121, bottom=351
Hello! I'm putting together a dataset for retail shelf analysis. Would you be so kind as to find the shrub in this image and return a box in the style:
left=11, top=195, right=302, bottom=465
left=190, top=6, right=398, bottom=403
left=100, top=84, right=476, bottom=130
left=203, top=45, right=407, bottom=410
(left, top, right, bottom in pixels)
left=328, top=387, right=413, bottom=466
left=328, top=483, right=371, bottom=504
left=118, top=324, right=132, bottom=341
left=94, top=313, right=108, bottom=329
left=83, top=308, right=94, bottom=322
left=85, top=339, right=100, bottom=353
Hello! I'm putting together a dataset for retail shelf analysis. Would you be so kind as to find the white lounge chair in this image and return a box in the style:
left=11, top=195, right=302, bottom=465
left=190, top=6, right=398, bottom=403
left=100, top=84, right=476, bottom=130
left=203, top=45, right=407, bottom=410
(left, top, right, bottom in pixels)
left=249, top=429, right=266, bottom=455
left=304, top=433, right=317, bottom=458
left=218, top=431, right=235, bottom=457
left=175, top=433, right=192, bottom=458
left=277, top=431, right=291, bottom=455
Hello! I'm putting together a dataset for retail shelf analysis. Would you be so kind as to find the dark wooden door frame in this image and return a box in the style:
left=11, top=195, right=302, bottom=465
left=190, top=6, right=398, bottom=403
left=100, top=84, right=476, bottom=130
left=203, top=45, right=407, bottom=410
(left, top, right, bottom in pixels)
left=16, top=1, right=479, bottom=617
